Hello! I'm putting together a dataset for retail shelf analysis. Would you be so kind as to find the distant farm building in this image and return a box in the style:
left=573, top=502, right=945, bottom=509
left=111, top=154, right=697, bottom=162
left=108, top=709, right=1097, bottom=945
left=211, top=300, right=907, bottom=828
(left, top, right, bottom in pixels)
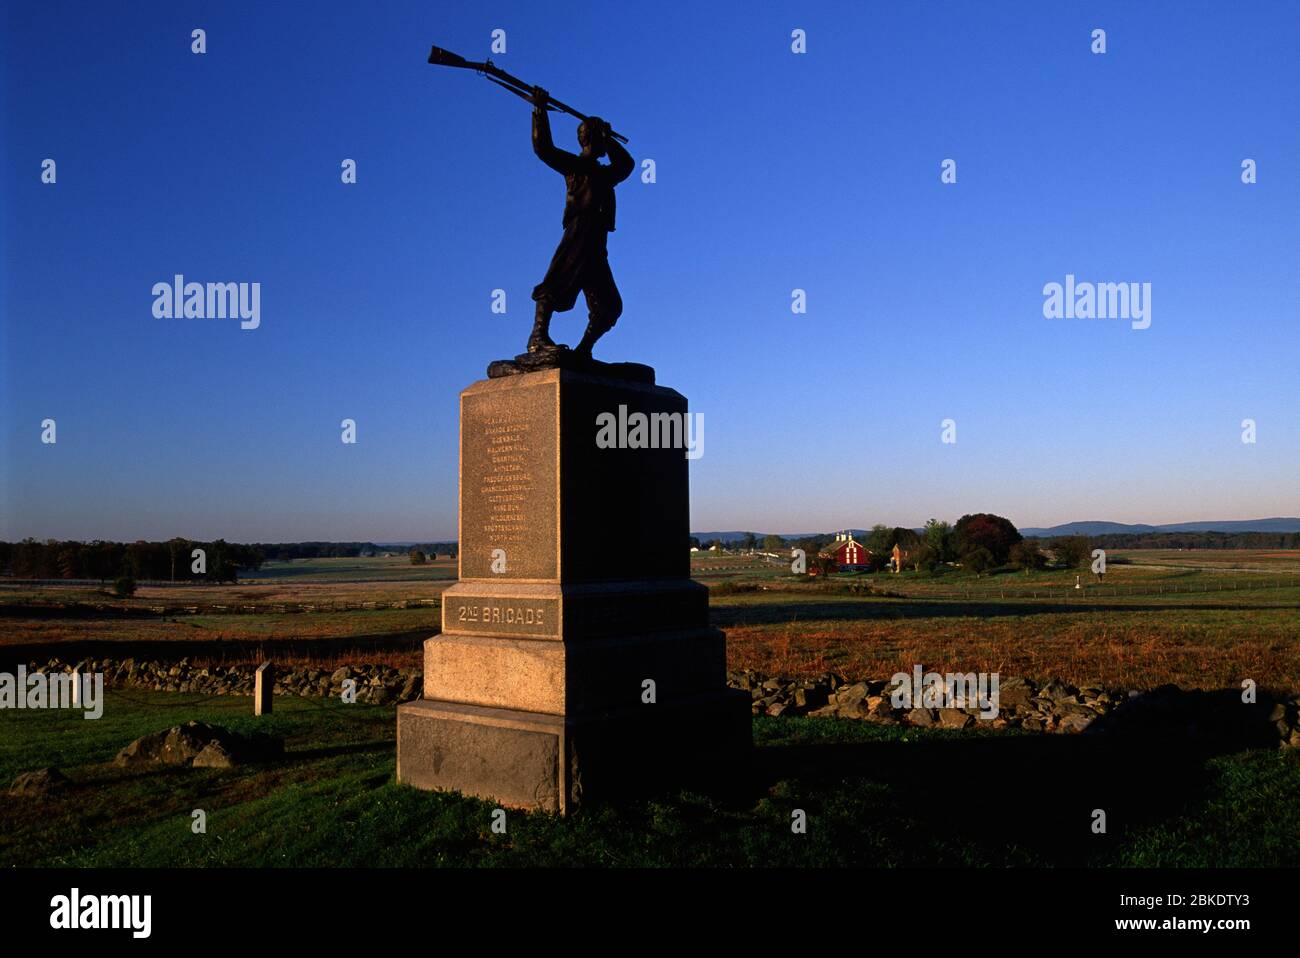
left=821, top=532, right=871, bottom=572
left=891, top=543, right=911, bottom=572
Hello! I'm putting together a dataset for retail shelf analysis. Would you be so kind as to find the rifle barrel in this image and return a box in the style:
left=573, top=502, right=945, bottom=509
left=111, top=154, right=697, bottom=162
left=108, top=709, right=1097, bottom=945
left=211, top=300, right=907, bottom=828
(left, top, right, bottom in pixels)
left=428, top=45, right=629, bottom=144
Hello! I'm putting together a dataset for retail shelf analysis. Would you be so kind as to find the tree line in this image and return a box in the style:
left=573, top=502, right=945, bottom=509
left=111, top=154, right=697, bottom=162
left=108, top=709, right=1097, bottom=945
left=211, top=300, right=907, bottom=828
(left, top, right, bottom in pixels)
left=256, top=541, right=458, bottom=560
left=0, top=538, right=462, bottom=582
left=1085, top=531, right=1300, bottom=550
left=0, top=538, right=261, bottom=582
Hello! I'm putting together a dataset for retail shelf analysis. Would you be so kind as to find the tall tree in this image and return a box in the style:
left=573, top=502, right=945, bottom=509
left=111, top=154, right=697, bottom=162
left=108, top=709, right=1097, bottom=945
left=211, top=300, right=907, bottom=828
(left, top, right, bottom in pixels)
left=924, top=519, right=954, bottom=562
left=1009, top=539, right=1045, bottom=572
left=953, top=514, right=1023, bottom=565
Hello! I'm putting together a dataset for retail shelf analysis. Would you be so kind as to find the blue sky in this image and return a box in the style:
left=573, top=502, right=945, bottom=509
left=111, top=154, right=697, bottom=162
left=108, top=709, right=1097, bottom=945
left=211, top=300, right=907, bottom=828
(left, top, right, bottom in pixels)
left=3, top=0, right=1298, bottom=542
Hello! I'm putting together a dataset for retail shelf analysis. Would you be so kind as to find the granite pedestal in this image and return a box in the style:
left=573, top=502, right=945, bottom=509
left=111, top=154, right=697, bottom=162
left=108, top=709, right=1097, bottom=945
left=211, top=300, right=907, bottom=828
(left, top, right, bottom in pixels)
left=396, top=366, right=748, bottom=813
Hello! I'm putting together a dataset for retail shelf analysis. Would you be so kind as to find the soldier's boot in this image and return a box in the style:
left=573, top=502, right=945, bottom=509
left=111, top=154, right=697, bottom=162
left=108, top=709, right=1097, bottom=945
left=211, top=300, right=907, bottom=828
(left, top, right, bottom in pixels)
left=572, top=318, right=609, bottom=359
left=527, top=303, right=556, bottom=353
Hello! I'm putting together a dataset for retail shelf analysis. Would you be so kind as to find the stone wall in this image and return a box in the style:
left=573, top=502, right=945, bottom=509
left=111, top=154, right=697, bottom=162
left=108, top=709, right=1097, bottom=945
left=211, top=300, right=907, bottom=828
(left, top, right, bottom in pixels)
left=23, top=657, right=422, bottom=705
left=730, top=669, right=1300, bottom=747
left=18, top=656, right=1300, bottom=749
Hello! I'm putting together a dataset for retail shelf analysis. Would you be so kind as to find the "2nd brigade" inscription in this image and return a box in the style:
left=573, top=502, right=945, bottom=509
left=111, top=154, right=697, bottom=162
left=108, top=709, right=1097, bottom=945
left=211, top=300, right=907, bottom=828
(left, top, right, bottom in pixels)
left=444, top=595, right=559, bottom=637
left=459, top=602, right=544, bottom=626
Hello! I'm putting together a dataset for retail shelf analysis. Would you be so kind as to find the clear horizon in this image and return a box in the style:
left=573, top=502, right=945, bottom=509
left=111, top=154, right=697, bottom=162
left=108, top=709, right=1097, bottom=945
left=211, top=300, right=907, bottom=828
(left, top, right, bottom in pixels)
left=4, top=1, right=1298, bottom=542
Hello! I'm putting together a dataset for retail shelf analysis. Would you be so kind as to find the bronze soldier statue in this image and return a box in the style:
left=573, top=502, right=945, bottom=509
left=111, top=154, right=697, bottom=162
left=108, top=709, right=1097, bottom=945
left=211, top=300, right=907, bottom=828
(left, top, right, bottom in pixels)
left=527, top=86, right=634, bottom=358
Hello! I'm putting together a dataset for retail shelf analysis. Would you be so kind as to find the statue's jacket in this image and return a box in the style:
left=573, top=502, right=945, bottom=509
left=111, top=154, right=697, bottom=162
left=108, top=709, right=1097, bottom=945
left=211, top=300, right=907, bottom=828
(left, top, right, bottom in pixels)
left=531, top=109, right=634, bottom=312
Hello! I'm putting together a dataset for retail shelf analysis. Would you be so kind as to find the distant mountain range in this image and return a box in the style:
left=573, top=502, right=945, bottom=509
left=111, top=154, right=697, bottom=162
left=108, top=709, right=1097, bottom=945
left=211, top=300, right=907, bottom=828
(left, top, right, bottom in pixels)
left=1017, top=518, right=1300, bottom=537
left=692, top=518, right=1300, bottom=543
left=692, top=530, right=868, bottom=543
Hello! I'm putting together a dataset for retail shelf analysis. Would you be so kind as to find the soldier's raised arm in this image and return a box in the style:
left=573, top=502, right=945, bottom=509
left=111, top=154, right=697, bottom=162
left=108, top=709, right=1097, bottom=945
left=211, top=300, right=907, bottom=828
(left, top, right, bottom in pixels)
left=531, top=87, right=578, bottom=175
left=605, top=127, right=634, bottom=184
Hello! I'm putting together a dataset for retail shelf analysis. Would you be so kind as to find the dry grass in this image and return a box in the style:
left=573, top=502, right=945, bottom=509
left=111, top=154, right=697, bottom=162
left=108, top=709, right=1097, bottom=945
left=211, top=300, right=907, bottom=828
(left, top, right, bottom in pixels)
left=4, top=552, right=1298, bottom=692
left=722, top=602, right=1300, bottom=690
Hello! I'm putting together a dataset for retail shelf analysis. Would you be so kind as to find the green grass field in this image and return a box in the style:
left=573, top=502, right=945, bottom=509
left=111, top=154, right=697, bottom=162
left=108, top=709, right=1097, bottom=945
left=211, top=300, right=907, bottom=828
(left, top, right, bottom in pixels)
left=3, top=691, right=1297, bottom=867
left=246, top=556, right=458, bottom=583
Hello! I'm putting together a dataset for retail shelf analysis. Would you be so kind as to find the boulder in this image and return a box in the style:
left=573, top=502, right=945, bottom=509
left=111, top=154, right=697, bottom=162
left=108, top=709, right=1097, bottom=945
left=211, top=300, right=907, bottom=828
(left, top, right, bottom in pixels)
left=9, top=767, right=70, bottom=796
left=192, top=740, right=239, bottom=768
left=115, top=721, right=224, bottom=767
left=116, top=722, right=283, bottom=769
left=192, top=733, right=283, bottom=768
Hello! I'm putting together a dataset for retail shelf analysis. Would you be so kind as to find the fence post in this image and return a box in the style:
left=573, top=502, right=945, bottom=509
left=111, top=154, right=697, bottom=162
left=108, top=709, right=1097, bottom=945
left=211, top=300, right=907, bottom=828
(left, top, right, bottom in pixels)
left=255, top=661, right=274, bottom=716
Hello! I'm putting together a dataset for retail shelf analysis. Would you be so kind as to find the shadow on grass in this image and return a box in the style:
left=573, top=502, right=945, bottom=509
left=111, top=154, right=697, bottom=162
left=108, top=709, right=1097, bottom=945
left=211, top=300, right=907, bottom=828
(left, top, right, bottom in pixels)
left=744, top=688, right=1288, bottom=865
left=288, top=739, right=396, bottom=762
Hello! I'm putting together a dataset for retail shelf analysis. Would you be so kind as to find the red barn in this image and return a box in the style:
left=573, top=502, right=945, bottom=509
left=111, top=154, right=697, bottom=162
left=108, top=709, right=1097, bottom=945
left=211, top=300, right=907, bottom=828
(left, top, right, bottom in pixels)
left=820, top=532, right=870, bottom=571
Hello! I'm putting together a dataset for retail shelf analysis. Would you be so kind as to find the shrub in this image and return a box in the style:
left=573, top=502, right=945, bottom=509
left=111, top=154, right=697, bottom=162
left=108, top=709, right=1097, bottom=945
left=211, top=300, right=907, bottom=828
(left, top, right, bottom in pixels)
left=1010, top=540, right=1047, bottom=573
left=962, top=547, right=995, bottom=576
left=1051, top=535, right=1091, bottom=569
left=113, top=576, right=137, bottom=598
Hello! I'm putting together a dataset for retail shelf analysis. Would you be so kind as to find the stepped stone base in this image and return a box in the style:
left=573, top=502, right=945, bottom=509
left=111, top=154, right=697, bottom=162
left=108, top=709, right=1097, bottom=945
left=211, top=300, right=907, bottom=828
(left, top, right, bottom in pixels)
left=397, top=690, right=750, bottom=814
